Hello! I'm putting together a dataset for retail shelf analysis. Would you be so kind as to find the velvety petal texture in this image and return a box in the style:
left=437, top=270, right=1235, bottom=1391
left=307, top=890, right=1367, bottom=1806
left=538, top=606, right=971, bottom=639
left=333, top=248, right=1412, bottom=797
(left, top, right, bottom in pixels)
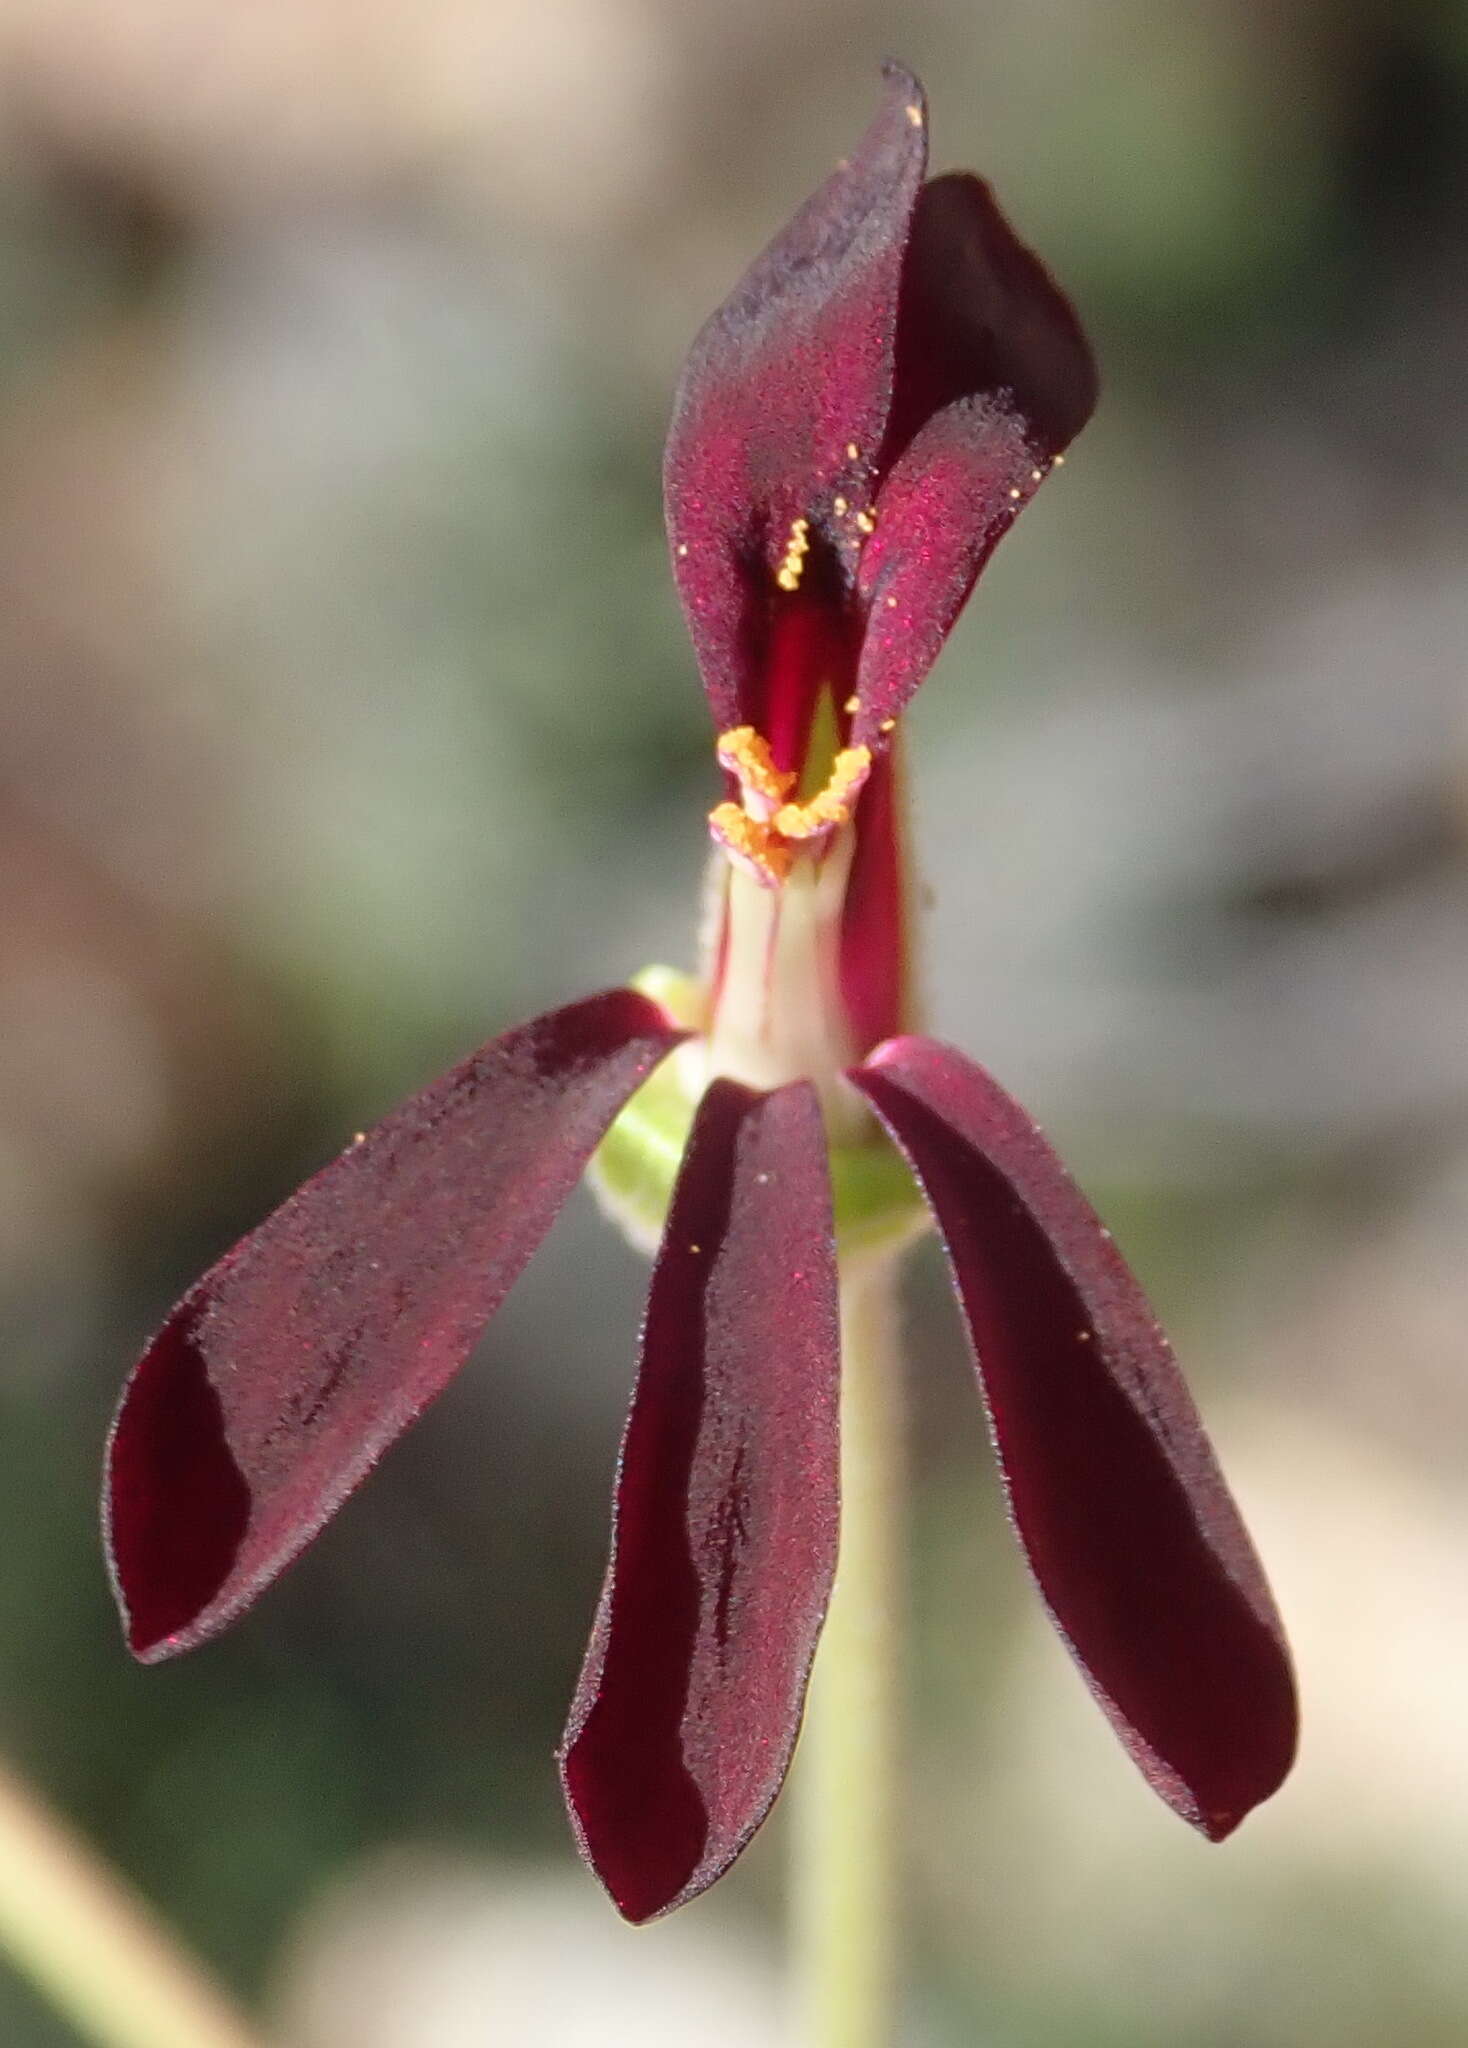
left=665, top=61, right=927, bottom=731
left=851, top=1037, right=1297, bottom=1839
left=106, top=989, right=686, bottom=1662
left=560, top=1077, right=840, bottom=1922
left=851, top=395, right=1038, bottom=749
left=886, top=172, right=1098, bottom=464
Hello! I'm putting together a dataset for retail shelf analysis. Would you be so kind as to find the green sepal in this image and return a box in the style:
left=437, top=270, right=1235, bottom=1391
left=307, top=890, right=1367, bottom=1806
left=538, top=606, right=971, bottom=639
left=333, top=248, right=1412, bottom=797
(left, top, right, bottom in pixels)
left=586, top=966, right=930, bottom=1261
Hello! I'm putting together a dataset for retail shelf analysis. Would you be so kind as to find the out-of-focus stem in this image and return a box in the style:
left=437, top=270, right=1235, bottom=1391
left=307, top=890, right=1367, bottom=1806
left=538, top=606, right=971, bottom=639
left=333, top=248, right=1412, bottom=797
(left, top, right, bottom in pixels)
left=790, top=1254, right=905, bottom=2048
left=0, top=1758, right=266, bottom=2048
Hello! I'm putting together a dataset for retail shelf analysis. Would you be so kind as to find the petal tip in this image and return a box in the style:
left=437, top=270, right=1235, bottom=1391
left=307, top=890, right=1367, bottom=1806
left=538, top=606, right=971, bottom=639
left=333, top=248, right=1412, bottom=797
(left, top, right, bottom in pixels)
left=1199, top=1809, right=1243, bottom=1845
left=559, top=1733, right=714, bottom=1925
left=104, top=1295, right=252, bottom=1662
left=878, top=56, right=925, bottom=113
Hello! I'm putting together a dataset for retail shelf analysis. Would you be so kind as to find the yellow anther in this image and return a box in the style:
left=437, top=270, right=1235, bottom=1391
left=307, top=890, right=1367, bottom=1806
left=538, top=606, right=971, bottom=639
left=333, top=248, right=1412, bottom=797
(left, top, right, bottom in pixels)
left=773, top=745, right=873, bottom=842
left=709, top=801, right=793, bottom=885
left=774, top=515, right=810, bottom=592
left=712, top=727, right=874, bottom=882
left=717, top=725, right=795, bottom=810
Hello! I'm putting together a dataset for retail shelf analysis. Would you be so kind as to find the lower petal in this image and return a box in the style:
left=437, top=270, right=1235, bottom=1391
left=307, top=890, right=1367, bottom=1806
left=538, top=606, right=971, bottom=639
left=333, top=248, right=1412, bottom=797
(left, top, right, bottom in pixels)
left=560, top=1077, right=840, bottom=1921
left=850, top=1036, right=1297, bottom=1839
left=105, top=988, right=686, bottom=1661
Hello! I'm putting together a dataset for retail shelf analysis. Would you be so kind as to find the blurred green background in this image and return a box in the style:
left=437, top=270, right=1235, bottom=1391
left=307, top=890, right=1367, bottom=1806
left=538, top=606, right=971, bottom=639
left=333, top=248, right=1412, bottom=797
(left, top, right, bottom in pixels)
left=1, top=1, right=1467, bottom=2041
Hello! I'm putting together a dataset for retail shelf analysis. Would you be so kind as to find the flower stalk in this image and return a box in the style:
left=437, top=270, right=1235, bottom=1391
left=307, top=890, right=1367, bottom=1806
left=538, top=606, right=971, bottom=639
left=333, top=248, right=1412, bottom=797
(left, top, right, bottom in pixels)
left=791, top=1254, right=906, bottom=2048
left=0, top=1758, right=264, bottom=2048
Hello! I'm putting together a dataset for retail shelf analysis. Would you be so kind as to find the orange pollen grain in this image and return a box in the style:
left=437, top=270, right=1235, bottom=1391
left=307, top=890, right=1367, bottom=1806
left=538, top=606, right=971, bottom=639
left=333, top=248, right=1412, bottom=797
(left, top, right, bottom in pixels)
left=716, top=725, right=795, bottom=809
left=774, top=515, right=811, bottom=592
left=773, top=745, right=872, bottom=841
left=710, top=727, right=874, bottom=883
left=708, top=801, right=793, bottom=885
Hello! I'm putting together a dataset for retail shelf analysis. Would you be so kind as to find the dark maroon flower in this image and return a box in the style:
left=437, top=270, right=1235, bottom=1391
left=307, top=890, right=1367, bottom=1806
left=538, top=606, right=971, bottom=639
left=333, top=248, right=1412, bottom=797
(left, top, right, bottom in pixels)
left=105, top=63, right=1295, bottom=1924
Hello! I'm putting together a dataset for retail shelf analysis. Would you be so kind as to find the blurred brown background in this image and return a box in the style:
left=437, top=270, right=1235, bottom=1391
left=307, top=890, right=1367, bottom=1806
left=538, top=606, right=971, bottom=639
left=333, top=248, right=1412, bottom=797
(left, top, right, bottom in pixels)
left=1, top=1, right=1466, bottom=2041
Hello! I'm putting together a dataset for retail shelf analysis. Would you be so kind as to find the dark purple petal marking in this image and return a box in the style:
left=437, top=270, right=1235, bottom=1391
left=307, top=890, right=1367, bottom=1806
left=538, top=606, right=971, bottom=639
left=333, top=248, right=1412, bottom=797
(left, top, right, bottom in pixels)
left=850, top=1037, right=1297, bottom=1840
left=560, top=1077, right=840, bottom=1922
left=852, top=394, right=1038, bottom=748
left=106, top=989, right=687, bottom=1663
left=886, top=172, right=1098, bottom=466
left=665, top=62, right=927, bottom=730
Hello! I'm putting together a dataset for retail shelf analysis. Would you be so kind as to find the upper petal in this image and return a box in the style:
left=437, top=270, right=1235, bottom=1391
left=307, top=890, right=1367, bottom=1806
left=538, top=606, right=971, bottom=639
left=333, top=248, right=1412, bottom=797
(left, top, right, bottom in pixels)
left=850, top=1036, right=1297, bottom=1840
left=105, top=988, right=686, bottom=1662
left=665, top=63, right=928, bottom=729
left=560, top=1077, right=840, bottom=1921
left=886, top=172, right=1098, bottom=466
left=850, top=393, right=1038, bottom=748
left=849, top=173, right=1098, bottom=746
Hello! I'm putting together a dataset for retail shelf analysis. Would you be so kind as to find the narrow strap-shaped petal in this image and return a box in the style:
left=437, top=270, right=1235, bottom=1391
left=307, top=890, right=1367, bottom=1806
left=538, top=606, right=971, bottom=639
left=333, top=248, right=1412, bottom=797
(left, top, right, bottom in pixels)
left=106, top=989, right=687, bottom=1663
left=851, top=394, right=1037, bottom=748
left=665, top=62, right=927, bottom=729
left=560, top=1077, right=839, bottom=1922
left=850, top=1037, right=1297, bottom=1839
left=886, top=172, right=1098, bottom=466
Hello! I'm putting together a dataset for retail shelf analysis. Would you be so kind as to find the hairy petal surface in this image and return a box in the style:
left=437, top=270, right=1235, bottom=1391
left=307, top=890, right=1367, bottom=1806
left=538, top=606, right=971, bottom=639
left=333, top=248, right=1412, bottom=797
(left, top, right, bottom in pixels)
left=561, top=1078, right=839, bottom=1922
left=106, top=989, right=686, bottom=1662
left=852, top=395, right=1038, bottom=747
left=851, top=1037, right=1297, bottom=1839
left=886, top=172, right=1098, bottom=464
left=665, top=62, right=927, bottom=729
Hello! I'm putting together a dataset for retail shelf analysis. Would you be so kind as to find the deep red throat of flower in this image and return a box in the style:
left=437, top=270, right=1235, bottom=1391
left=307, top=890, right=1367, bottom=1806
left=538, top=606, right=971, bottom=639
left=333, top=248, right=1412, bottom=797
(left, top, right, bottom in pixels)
left=104, top=64, right=1296, bottom=1925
